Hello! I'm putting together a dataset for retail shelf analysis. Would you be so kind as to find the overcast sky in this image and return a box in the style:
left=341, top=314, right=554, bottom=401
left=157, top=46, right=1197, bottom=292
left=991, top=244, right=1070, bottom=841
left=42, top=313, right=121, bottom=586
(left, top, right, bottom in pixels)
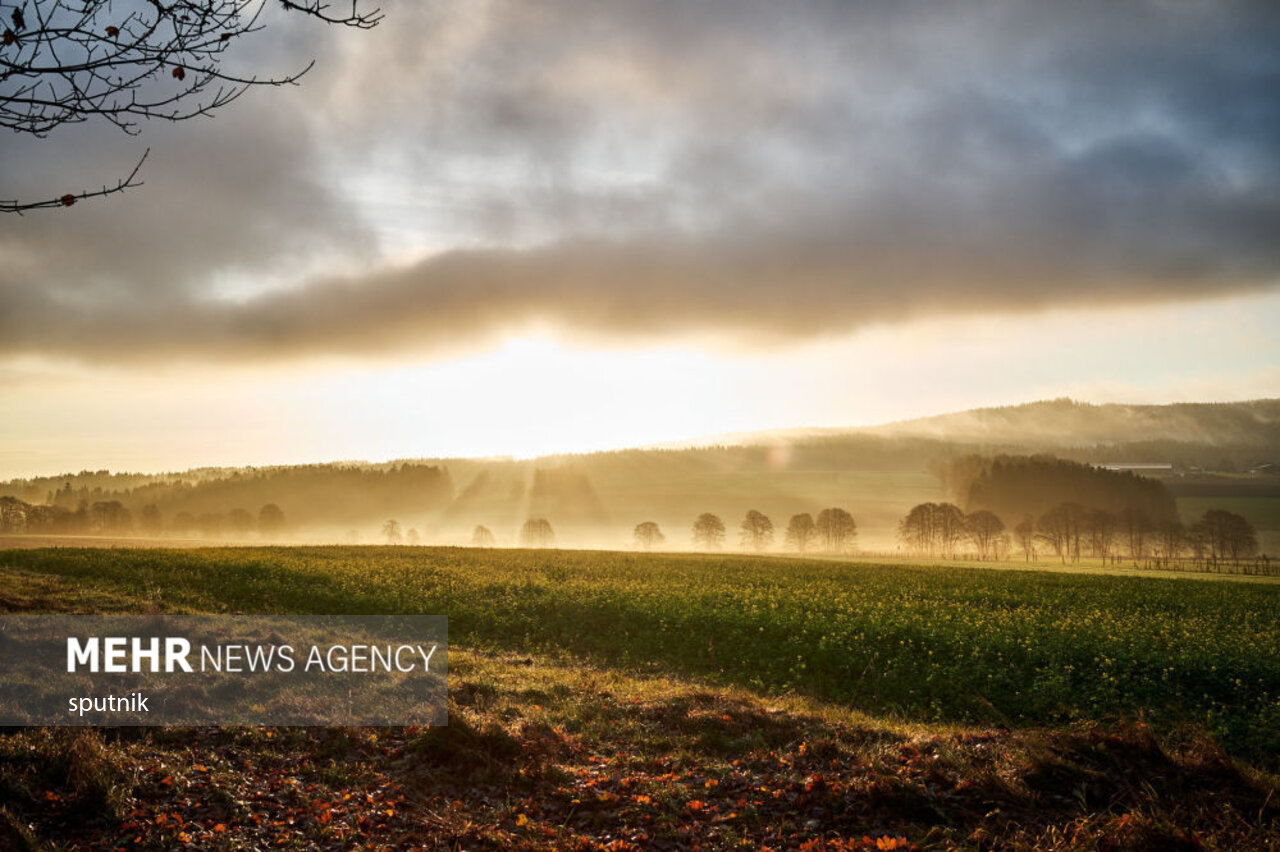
left=2, top=0, right=1278, bottom=477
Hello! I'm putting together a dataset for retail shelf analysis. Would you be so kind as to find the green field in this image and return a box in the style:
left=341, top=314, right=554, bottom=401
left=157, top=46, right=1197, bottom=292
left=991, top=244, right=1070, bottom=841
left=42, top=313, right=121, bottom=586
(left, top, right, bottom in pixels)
left=5, top=546, right=1278, bottom=760
left=4, top=546, right=1280, bottom=849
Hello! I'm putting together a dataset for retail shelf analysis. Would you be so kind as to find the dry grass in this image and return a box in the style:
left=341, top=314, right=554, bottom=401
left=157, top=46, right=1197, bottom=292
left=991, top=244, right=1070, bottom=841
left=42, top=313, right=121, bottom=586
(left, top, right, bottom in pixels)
left=0, top=650, right=1276, bottom=850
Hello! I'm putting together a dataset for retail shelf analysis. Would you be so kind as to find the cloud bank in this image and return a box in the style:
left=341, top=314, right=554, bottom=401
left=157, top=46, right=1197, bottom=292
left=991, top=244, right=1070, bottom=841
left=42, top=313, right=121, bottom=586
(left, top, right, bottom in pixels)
left=2, top=0, right=1278, bottom=362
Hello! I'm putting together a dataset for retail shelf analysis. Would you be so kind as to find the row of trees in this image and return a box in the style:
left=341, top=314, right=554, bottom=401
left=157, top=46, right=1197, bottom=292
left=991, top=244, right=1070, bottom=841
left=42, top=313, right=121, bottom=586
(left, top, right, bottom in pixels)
left=0, top=495, right=286, bottom=538
left=14, top=463, right=451, bottom=531
left=453, top=510, right=859, bottom=553
left=898, top=502, right=1006, bottom=560
left=690, top=508, right=857, bottom=553
left=1023, top=504, right=1258, bottom=567
left=896, top=500, right=1260, bottom=568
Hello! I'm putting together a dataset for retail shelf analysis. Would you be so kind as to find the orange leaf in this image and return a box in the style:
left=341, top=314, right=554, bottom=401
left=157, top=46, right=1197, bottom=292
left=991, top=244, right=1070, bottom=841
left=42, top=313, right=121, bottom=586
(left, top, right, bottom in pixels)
left=60, top=194, right=76, bottom=207
left=106, top=25, right=119, bottom=37
left=172, top=66, right=186, bottom=80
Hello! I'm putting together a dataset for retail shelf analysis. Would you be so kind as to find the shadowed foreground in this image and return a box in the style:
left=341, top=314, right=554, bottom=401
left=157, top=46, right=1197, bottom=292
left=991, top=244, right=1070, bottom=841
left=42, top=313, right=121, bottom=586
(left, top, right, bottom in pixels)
left=1, top=650, right=1277, bottom=850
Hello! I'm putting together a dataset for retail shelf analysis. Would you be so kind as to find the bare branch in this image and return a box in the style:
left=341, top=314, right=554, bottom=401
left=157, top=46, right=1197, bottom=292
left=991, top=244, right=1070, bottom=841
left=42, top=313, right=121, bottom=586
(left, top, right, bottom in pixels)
left=1, top=0, right=379, bottom=212
left=0, top=146, right=149, bottom=213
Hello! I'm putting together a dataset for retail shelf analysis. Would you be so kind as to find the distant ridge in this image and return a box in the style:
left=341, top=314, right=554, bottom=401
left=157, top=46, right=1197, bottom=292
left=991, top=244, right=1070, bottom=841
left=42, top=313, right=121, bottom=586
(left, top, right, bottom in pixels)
left=857, top=398, right=1280, bottom=448
left=3, top=398, right=1278, bottom=492
left=649, top=398, right=1280, bottom=452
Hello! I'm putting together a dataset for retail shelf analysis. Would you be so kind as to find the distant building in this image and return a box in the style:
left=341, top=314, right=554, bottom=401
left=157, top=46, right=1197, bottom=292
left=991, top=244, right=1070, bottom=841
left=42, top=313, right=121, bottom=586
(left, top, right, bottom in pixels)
left=1097, top=463, right=1173, bottom=472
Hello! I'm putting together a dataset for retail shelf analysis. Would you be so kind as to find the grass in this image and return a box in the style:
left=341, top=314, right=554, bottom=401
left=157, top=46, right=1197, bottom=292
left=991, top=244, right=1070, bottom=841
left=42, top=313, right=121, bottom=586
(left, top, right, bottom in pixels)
left=3, top=546, right=1280, bottom=758
left=1, top=546, right=1279, bottom=849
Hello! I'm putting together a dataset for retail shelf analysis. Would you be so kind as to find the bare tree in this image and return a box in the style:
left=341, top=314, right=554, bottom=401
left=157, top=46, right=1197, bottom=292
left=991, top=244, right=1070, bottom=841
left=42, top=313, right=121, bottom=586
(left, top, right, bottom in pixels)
left=1118, top=507, right=1152, bottom=564
left=1013, top=515, right=1036, bottom=562
left=1152, top=518, right=1185, bottom=567
left=1085, top=508, right=1117, bottom=562
left=381, top=518, right=401, bottom=545
left=815, top=507, right=856, bottom=554
left=692, top=512, right=725, bottom=551
left=898, top=502, right=963, bottom=558
left=471, top=525, right=495, bottom=547
left=784, top=513, right=816, bottom=553
left=1036, top=502, right=1086, bottom=564
left=1, top=0, right=381, bottom=212
left=898, top=503, right=935, bottom=556
left=519, top=517, right=554, bottom=548
left=965, top=509, right=1005, bottom=560
left=633, top=521, right=664, bottom=550
left=739, top=509, right=774, bottom=552
left=0, top=495, right=28, bottom=533
left=1193, top=509, right=1258, bottom=567
left=406, top=527, right=420, bottom=545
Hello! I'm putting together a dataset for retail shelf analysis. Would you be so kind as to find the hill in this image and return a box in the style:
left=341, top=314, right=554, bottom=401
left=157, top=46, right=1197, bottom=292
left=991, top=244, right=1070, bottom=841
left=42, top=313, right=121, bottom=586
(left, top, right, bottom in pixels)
left=2, top=398, right=1277, bottom=549
left=860, top=397, right=1280, bottom=449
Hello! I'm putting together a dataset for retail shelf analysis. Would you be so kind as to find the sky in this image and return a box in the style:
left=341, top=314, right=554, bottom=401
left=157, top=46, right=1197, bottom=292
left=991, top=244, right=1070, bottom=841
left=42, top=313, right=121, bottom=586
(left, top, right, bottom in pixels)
left=1, top=0, right=1278, bottom=479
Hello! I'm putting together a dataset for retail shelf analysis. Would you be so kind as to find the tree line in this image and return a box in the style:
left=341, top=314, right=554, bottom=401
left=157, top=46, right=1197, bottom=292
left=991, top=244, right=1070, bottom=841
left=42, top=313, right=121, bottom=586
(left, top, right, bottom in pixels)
left=940, top=454, right=1178, bottom=523
left=0, top=495, right=287, bottom=539
left=450, top=509, right=858, bottom=554
left=5, top=464, right=452, bottom=531
left=685, top=508, right=857, bottom=553
left=896, top=500, right=1262, bottom=570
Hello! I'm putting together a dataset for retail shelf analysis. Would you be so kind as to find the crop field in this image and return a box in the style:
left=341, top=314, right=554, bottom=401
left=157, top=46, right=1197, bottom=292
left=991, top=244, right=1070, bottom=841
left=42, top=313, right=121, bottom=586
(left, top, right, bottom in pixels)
left=2, top=546, right=1279, bottom=849
left=4, top=546, right=1279, bottom=755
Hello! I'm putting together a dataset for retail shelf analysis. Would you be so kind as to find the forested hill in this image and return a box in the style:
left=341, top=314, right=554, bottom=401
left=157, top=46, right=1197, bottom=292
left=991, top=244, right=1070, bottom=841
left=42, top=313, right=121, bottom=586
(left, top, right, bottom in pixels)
left=1, top=398, right=1276, bottom=545
left=859, top=398, right=1280, bottom=449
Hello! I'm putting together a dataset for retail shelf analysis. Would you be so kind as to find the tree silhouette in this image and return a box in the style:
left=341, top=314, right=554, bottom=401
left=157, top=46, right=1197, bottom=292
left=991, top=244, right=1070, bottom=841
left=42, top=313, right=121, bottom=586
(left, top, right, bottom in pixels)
left=0, top=496, right=27, bottom=533
left=1193, top=509, right=1258, bottom=566
left=1085, top=508, right=1117, bottom=561
left=406, top=528, right=420, bottom=545
left=1153, top=518, right=1186, bottom=566
left=1036, top=502, right=1086, bottom=564
left=1118, top=507, right=1152, bottom=563
left=472, top=525, right=496, bottom=547
left=965, top=509, right=1005, bottom=560
left=633, top=521, right=665, bottom=550
left=815, top=507, right=856, bottom=554
left=739, top=509, right=774, bottom=552
left=1, top=0, right=382, bottom=212
left=519, top=518, right=555, bottom=548
left=898, top=502, right=963, bottom=558
left=784, top=513, right=816, bottom=553
left=258, top=503, right=285, bottom=536
left=1014, top=515, right=1036, bottom=562
left=381, top=518, right=401, bottom=545
left=89, top=499, right=131, bottom=533
left=692, top=513, right=725, bottom=551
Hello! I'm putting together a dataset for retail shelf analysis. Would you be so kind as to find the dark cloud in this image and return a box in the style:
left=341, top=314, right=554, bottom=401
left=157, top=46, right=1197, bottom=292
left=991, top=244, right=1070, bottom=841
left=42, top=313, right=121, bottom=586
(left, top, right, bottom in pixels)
left=2, top=0, right=1278, bottom=362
